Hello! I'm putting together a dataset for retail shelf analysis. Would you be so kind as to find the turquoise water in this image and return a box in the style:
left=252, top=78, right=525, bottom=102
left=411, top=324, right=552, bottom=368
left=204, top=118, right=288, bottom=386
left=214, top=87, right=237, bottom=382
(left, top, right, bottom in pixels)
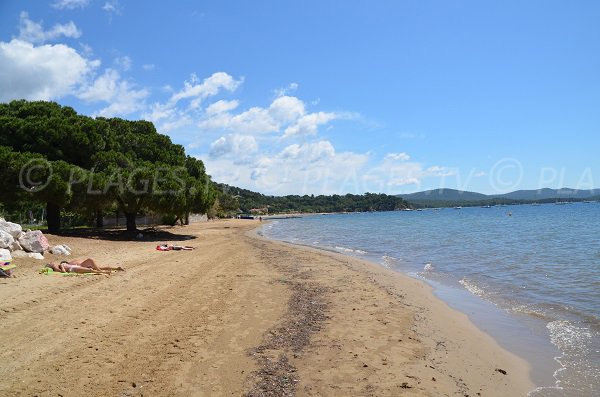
left=261, top=203, right=600, bottom=396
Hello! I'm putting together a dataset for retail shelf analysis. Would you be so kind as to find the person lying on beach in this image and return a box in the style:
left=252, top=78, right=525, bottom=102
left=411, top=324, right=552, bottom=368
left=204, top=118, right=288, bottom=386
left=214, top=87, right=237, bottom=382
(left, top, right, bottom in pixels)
left=46, top=258, right=125, bottom=274
left=45, top=262, right=109, bottom=275
left=156, top=244, right=194, bottom=251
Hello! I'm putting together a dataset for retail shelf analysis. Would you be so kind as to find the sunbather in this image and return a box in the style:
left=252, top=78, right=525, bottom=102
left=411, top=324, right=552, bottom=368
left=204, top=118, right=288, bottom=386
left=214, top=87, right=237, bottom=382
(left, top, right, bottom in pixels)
left=62, top=258, right=125, bottom=272
left=45, top=262, right=108, bottom=275
left=156, top=243, right=194, bottom=251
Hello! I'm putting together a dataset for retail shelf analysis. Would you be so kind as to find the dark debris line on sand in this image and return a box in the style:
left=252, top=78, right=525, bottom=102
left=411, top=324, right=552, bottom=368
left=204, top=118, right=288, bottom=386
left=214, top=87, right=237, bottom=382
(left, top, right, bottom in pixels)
left=244, top=247, right=328, bottom=397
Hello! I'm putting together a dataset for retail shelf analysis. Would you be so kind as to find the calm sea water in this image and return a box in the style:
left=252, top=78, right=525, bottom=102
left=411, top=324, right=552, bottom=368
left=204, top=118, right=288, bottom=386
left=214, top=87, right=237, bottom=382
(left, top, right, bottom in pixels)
left=260, top=203, right=600, bottom=397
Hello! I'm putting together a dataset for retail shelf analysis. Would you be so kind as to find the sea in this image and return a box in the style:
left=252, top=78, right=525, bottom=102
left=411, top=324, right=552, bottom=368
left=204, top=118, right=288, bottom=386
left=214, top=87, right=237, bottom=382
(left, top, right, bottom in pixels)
left=259, top=202, right=600, bottom=397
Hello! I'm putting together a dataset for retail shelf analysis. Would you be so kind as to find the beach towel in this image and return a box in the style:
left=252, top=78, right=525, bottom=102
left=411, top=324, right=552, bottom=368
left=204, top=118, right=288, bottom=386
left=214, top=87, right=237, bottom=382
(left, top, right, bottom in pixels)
left=0, top=262, right=15, bottom=278
left=39, top=268, right=97, bottom=276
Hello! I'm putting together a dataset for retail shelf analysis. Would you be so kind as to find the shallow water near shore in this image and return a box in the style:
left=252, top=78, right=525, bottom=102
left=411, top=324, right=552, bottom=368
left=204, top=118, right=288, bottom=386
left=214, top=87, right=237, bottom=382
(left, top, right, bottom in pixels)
left=260, top=203, right=600, bottom=396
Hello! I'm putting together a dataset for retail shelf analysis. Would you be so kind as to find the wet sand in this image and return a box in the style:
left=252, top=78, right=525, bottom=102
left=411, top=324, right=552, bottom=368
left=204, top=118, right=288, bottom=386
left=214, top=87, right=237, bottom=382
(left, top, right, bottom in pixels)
left=0, top=220, right=534, bottom=396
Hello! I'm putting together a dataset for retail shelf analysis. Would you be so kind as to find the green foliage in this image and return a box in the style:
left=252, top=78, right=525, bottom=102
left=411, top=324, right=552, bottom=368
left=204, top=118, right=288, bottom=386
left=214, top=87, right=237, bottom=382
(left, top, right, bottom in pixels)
left=218, top=184, right=411, bottom=214
left=0, top=100, right=216, bottom=232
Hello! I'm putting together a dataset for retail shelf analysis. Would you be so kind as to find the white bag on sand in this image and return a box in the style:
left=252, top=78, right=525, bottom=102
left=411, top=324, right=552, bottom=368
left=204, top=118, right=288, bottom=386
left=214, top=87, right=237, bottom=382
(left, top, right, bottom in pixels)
left=0, top=230, right=14, bottom=249
left=50, top=245, right=71, bottom=256
left=0, top=220, right=23, bottom=239
left=0, top=248, right=11, bottom=262
left=18, top=230, right=49, bottom=253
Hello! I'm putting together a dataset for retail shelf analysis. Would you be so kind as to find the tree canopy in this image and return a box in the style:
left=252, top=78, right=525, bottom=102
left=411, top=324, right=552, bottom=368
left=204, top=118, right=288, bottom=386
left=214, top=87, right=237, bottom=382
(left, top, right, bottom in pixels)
left=0, top=100, right=216, bottom=233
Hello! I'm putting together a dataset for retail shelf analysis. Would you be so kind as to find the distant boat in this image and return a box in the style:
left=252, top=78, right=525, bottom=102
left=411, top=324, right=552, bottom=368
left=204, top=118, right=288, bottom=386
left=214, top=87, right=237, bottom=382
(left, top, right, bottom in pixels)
left=481, top=205, right=492, bottom=208
left=555, top=201, right=568, bottom=205
left=454, top=206, right=462, bottom=209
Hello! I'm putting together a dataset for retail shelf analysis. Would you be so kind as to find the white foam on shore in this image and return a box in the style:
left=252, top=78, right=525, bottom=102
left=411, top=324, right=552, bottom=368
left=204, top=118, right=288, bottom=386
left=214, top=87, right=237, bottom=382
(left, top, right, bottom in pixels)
left=459, top=278, right=486, bottom=298
left=334, top=246, right=368, bottom=255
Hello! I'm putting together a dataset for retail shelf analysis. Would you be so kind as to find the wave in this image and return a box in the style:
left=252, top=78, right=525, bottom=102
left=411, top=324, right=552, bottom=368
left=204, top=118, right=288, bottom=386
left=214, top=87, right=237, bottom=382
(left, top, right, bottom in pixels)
left=334, top=246, right=368, bottom=255
left=459, top=278, right=486, bottom=298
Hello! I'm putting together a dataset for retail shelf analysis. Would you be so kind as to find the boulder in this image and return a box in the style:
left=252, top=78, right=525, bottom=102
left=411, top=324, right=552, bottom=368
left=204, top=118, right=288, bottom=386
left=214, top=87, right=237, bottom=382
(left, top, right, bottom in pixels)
left=50, top=245, right=71, bottom=256
left=27, top=252, right=44, bottom=260
left=0, top=248, right=11, bottom=262
left=0, top=230, right=14, bottom=250
left=18, top=230, right=49, bottom=253
left=9, top=239, right=23, bottom=252
left=11, top=250, right=29, bottom=258
left=0, top=220, right=23, bottom=239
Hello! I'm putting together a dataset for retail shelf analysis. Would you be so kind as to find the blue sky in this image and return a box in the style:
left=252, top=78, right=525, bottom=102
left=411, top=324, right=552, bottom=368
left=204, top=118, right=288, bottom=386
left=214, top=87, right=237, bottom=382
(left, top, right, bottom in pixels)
left=1, top=0, right=599, bottom=195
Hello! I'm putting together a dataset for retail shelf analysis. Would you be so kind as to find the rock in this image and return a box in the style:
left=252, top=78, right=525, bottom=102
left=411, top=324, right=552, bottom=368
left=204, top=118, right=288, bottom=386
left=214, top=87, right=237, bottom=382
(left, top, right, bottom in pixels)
left=9, top=239, right=23, bottom=252
left=0, top=229, right=15, bottom=249
left=27, top=252, right=45, bottom=260
left=0, top=220, right=23, bottom=239
left=50, top=245, right=71, bottom=256
left=18, top=230, right=49, bottom=253
left=0, top=248, right=12, bottom=262
left=11, top=250, right=28, bottom=258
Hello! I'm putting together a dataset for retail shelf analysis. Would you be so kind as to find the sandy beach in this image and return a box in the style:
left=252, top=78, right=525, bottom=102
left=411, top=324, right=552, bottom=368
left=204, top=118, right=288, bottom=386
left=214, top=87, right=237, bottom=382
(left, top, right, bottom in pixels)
left=0, top=220, right=534, bottom=396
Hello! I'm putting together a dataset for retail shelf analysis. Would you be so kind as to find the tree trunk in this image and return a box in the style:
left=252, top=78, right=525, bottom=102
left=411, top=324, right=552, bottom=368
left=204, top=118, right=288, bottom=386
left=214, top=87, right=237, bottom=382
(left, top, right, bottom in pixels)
left=95, top=210, right=104, bottom=228
left=184, top=212, right=190, bottom=225
left=46, top=202, right=61, bottom=233
left=125, top=212, right=137, bottom=233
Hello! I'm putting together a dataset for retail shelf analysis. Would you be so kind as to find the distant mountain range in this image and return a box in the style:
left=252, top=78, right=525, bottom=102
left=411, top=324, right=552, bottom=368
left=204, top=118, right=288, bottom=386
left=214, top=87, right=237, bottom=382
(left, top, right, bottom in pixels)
left=398, top=188, right=599, bottom=203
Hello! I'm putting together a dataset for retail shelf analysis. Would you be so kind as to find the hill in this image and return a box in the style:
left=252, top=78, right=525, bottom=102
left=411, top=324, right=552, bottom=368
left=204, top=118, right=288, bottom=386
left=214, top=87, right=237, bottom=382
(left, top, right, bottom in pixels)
left=397, top=188, right=599, bottom=208
left=218, top=184, right=411, bottom=214
left=399, top=189, right=489, bottom=201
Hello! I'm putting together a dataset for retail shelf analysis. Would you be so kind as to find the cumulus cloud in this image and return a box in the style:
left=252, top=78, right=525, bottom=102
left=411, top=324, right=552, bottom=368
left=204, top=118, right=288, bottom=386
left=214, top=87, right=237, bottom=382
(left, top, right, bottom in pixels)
left=385, top=152, right=410, bottom=162
left=18, top=12, right=82, bottom=44
left=203, top=140, right=369, bottom=195
left=78, top=68, right=148, bottom=117
left=269, top=96, right=305, bottom=123
left=114, top=55, right=132, bottom=71
left=206, top=99, right=239, bottom=115
left=209, top=134, right=258, bottom=160
left=102, top=1, right=121, bottom=14
left=52, top=0, right=90, bottom=10
left=0, top=39, right=98, bottom=102
left=198, top=93, right=338, bottom=138
left=273, top=82, right=299, bottom=97
left=283, top=112, right=337, bottom=137
left=169, top=72, right=242, bottom=108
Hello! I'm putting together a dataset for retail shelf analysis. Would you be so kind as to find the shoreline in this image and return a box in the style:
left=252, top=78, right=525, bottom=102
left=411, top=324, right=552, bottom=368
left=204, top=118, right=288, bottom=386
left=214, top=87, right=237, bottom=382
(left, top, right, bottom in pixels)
left=257, top=223, right=559, bottom=390
left=0, top=219, right=534, bottom=396
left=251, top=223, right=536, bottom=395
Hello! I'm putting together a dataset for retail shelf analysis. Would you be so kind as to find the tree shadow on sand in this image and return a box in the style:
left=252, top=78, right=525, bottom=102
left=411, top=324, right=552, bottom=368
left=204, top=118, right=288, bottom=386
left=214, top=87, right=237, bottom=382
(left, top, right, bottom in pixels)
left=48, top=226, right=197, bottom=243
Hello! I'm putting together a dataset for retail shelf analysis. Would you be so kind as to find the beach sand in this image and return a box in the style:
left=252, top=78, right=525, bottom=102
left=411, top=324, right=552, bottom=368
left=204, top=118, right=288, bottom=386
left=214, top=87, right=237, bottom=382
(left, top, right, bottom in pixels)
left=0, top=219, right=534, bottom=396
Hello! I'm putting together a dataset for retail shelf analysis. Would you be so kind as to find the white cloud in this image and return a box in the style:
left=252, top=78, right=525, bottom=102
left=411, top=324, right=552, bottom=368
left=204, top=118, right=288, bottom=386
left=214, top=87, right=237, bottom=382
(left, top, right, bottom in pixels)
left=18, top=12, right=82, bottom=44
left=142, top=63, right=155, bottom=71
left=78, top=68, right=148, bottom=117
left=114, top=55, right=132, bottom=71
left=169, top=72, right=242, bottom=108
left=278, top=140, right=335, bottom=163
left=102, top=1, right=121, bottom=14
left=209, top=134, right=258, bottom=160
left=269, top=95, right=305, bottom=123
left=274, top=82, right=299, bottom=97
left=52, top=0, right=90, bottom=10
left=385, top=152, right=410, bottom=162
left=0, top=39, right=98, bottom=102
left=206, top=99, right=239, bottom=115
left=203, top=140, right=370, bottom=195
left=283, top=111, right=337, bottom=137
left=199, top=106, right=279, bottom=134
